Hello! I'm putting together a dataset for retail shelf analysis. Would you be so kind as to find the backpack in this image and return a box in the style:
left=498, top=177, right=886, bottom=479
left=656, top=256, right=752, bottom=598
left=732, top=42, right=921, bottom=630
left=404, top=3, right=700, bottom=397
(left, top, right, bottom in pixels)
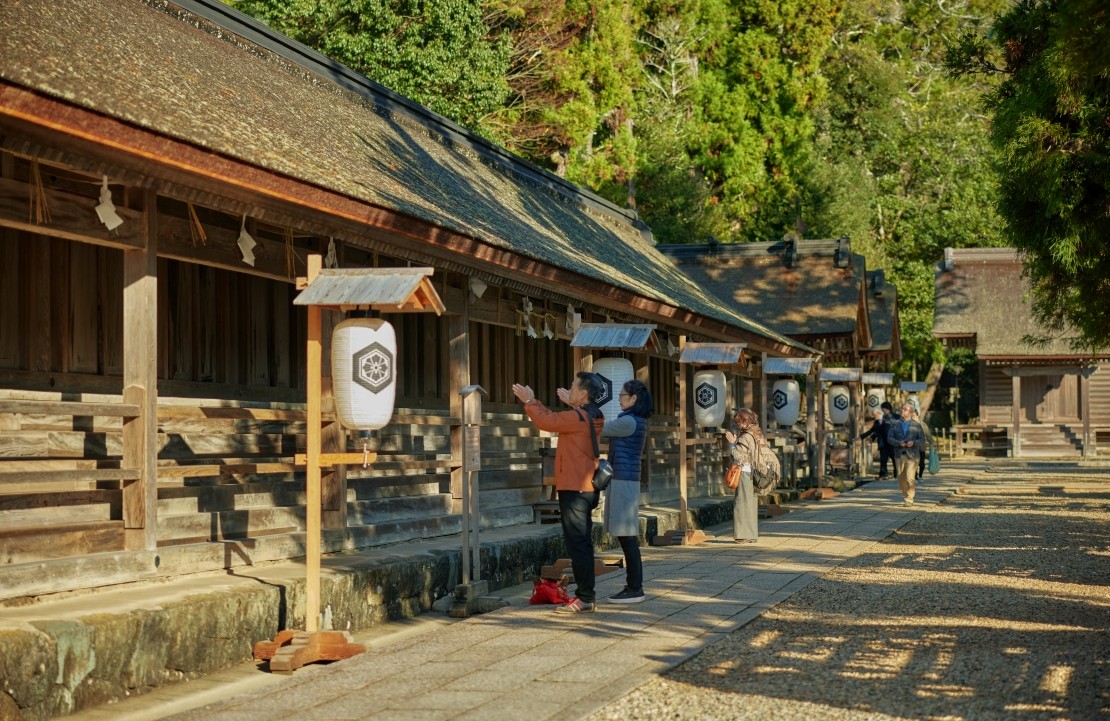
left=749, top=436, right=782, bottom=496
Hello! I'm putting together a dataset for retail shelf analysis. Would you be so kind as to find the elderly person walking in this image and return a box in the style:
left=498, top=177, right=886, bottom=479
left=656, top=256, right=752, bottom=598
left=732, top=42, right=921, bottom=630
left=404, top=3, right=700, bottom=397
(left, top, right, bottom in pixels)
left=723, top=408, right=764, bottom=543
left=513, top=373, right=605, bottom=614
left=886, top=402, right=926, bottom=505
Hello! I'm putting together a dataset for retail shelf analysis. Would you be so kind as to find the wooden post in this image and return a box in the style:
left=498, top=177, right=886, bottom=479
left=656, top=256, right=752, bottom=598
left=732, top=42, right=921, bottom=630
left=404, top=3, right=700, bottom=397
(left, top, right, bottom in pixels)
left=449, top=291, right=470, bottom=499
left=759, top=352, right=768, bottom=429
left=1011, top=371, right=1021, bottom=458
left=122, top=188, right=158, bottom=551
left=805, top=370, right=817, bottom=483
left=305, top=255, right=323, bottom=633
left=815, top=362, right=826, bottom=485
left=320, top=242, right=346, bottom=529
left=677, top=339, right=688, bottom=530
left=1081, top=371, right=1091, bottom=458
left=848, top=381, right=858, bottom=478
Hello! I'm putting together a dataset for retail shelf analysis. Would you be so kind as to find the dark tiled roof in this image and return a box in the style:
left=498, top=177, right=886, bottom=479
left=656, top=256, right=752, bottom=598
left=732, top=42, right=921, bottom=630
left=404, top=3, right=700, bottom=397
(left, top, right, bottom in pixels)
left=657, top=239, right=866, bottom=337
left=933, top=248, right=1079, bottom=356
left=865, top=270, right=899, bottom=353
left=0, top=0, right=811, bottom=354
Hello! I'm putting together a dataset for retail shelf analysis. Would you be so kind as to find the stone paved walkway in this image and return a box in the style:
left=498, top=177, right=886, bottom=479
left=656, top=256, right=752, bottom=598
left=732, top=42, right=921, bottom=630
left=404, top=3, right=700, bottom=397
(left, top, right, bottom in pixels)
left=136, top=478, right=963, bottom=721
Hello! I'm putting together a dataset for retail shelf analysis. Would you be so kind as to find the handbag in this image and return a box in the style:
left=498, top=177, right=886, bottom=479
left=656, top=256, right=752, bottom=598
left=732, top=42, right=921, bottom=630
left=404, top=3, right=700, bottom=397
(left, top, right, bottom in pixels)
left=579, top=408, right=612, bottom=491
left=724, top=463, right=741, bottom=490
left=928, top=444, right=940, bottom=475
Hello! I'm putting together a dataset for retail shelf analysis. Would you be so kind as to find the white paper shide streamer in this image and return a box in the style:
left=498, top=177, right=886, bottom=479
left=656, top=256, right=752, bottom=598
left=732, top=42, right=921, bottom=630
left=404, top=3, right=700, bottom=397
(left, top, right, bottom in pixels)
left=95, top=176, right=124, bottom=231
left=331, top=319, right=397, bottom=430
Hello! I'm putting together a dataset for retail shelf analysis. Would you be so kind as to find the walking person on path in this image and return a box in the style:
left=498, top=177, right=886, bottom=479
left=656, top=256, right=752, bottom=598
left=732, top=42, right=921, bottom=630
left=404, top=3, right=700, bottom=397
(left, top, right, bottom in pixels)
left=723, top=407, right=764, bottom=543
left=598, top=379, right=652, bottom=603
left=513, top=373, right=605, bottom=614
left=885, top=401, right=925, bottom=505
left=911, top=407, right=934, bottom=480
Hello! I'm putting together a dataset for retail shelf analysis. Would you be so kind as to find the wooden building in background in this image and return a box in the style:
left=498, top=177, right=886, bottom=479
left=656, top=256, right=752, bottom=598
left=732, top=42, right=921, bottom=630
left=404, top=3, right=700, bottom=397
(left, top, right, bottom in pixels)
left=0, top=0, right=814, bottom=602
left=934, top=248, right=1110, bottom=457
left=657, top=237, right=899, bottom=369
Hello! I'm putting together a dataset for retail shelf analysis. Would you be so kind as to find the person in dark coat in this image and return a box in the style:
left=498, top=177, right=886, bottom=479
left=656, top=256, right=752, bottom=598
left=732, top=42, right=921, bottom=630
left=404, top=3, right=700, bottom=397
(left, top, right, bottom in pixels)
left=885, top=402, right=926, bottom=505
left=859, top=409, right=887, bottom=479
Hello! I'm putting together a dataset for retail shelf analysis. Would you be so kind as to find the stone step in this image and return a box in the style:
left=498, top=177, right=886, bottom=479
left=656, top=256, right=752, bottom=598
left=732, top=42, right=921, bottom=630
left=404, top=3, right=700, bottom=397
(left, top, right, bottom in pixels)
left=347, top=493, right=453, bottom=525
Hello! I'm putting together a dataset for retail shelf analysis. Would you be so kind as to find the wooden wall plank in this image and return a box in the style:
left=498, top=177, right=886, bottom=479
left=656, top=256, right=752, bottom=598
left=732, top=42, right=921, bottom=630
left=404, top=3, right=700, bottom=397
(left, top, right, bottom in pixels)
left=0, top=229, right=20, bottom=368
left=271, top=280, right=291, bottom=388
left=98, top=246, right=123, bottom=376
left=25, top=235, right=52, bottom=372
left=250, top=275, right=270, bottom=386
left=69, top=241, right=99, bottom=373
left=197, top=265, right=215, bottom=382
left=51, top=238, right=70, bottom=372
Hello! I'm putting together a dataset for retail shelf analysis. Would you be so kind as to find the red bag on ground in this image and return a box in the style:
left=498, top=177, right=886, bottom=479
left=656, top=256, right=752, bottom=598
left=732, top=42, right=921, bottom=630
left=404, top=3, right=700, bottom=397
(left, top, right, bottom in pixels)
left=529, top=576, right=570, bottom=605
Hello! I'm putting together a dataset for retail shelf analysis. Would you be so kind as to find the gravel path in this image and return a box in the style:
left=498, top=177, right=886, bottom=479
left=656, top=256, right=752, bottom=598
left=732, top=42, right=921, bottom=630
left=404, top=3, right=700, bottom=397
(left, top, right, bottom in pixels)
left=588, top=477, right=1110, bottom=721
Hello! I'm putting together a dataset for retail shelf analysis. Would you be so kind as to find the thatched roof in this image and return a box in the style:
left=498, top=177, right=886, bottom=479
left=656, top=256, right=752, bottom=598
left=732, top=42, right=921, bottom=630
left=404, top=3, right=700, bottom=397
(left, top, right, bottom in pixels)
left=657, top=238, right=868, bottom=339
left=0, top=0, right=813, bottom=354
left=933, top=248, right=1080, bottom=357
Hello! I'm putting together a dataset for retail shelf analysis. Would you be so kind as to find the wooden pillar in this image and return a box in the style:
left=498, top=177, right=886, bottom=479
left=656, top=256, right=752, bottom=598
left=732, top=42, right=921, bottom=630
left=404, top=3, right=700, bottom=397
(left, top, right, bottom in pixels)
left=1081, top=371, right=1092, bottom=458
left=815, top=362, right=826, bottom=485
left=122, top=188, right=158, bottom=551
left=677, top=337, right=688, bottom=529
left=305, top=255, right=323, bottom=633
left=634, top=351, right=650, bottom=488
left=320, top=244, right=346, bottom=529
left=759, top=352, right=768, bottom=430
left=449, top=292, right=470, bottom=499
left=848, top=381, right=858, bottom=478
left=1011, top=371, right=1021, bottom=458
left=805, top=371, right=817, bottom=483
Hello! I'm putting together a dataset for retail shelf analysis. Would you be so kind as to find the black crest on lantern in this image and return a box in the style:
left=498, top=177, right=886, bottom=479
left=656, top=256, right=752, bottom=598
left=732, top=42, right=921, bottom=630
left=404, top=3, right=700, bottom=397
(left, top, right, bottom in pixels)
left=833, top=394, right=849, bottom=411
left=595, top=372, right=614, bottom=407
left=773, top=389, right=788, bottom=409
left=352, top=342, right=393, bottom=394
left=695, top=381, right=718, bottom=409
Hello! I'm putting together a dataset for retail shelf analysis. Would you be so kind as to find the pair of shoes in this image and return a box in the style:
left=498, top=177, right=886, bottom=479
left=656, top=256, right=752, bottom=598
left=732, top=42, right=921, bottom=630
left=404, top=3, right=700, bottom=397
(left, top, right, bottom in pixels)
left=607, top=587, right=646, bottom=604
left=554, top=597, right=595, bottom=614
left=735, top=538, right=757, bottom=544
left=903, top=499, right=914, bottom=506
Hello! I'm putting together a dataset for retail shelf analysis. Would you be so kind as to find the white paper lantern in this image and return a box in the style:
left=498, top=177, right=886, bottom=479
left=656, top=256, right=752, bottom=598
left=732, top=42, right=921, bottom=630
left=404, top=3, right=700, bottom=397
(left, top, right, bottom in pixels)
left=771, top=378, right=801, bottom=427
left=827, top=384, right=850, bottom=425
left=692, top=370, right=728, bottom=428
left=593, top=357, right=634, bottom=423
left=865, top=388, right=885, bottom=413
left=331, top=318, right=397, bottom=431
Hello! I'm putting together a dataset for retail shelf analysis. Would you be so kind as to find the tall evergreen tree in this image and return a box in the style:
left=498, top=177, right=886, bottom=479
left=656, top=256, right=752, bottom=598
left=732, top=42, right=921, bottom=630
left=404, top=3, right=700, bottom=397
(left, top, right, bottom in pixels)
left=947, top=0, right=1110, bottom=352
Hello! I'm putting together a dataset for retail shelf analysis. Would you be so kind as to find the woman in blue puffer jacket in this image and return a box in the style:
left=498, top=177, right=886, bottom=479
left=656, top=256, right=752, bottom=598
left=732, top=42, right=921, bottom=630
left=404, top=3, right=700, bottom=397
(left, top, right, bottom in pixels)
left=600, top=379, right=653, bottom=604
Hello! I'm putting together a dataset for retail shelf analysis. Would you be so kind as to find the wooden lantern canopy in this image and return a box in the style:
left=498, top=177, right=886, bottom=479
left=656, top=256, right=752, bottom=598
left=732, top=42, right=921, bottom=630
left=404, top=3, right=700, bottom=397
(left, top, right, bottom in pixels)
left=253, top=256, right=444, bottom=673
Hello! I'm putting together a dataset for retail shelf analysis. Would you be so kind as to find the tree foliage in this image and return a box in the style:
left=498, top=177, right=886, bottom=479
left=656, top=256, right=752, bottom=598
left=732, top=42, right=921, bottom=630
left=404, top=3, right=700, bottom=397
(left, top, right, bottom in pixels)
left=227, top=0, right=1015, bottom=370
left=946, top=0, right=1110, bottom=352
left=232, top=0, right=512, bottom=137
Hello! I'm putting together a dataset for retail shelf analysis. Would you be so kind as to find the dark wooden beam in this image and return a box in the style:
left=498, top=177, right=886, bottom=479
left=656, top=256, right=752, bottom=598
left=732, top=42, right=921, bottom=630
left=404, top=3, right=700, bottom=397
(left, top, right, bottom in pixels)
left=0, top=176, right=145, bottom=250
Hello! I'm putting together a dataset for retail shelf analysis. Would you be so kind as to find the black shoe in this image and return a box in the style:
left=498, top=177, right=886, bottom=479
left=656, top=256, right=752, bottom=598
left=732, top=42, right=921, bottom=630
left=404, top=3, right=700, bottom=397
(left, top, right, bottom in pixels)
left=606, top=587, right=646, bottom=604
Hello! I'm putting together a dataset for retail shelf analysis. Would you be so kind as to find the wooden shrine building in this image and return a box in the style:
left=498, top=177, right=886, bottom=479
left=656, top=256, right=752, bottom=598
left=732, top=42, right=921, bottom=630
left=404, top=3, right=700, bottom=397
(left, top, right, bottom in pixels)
left=658, top=236, right=899, bottom=369
left=0, top=0, right=816, bottom=606
left=934, top=248, right=1110, bottom=457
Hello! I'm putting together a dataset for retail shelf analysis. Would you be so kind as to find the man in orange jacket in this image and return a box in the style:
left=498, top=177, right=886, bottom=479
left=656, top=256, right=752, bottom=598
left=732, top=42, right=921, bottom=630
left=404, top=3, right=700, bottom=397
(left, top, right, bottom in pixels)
left=512, top=372, right=604, bottom=613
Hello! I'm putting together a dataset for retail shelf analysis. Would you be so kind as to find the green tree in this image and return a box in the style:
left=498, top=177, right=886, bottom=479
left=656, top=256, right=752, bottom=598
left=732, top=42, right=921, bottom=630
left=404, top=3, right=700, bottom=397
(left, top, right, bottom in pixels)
left=946, top=0, right=1110, bottom=352
left=801, top=0, right=1009, bottom=366
left=230, top=0, right=512, bottom=137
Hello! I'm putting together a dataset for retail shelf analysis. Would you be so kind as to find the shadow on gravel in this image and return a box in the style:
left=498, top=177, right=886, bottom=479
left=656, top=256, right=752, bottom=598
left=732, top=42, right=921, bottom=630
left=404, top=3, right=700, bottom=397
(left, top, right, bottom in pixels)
left=633, top=488, right=1110, bottom=721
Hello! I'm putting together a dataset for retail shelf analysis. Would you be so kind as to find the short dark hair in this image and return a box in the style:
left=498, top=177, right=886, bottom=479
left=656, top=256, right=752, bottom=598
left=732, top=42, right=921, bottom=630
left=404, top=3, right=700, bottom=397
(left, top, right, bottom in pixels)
left=621, top=379, right=653, bottom=418
left=880, top=401, right=893, bottom=411
left=576, top=371, right=604, bottom=404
